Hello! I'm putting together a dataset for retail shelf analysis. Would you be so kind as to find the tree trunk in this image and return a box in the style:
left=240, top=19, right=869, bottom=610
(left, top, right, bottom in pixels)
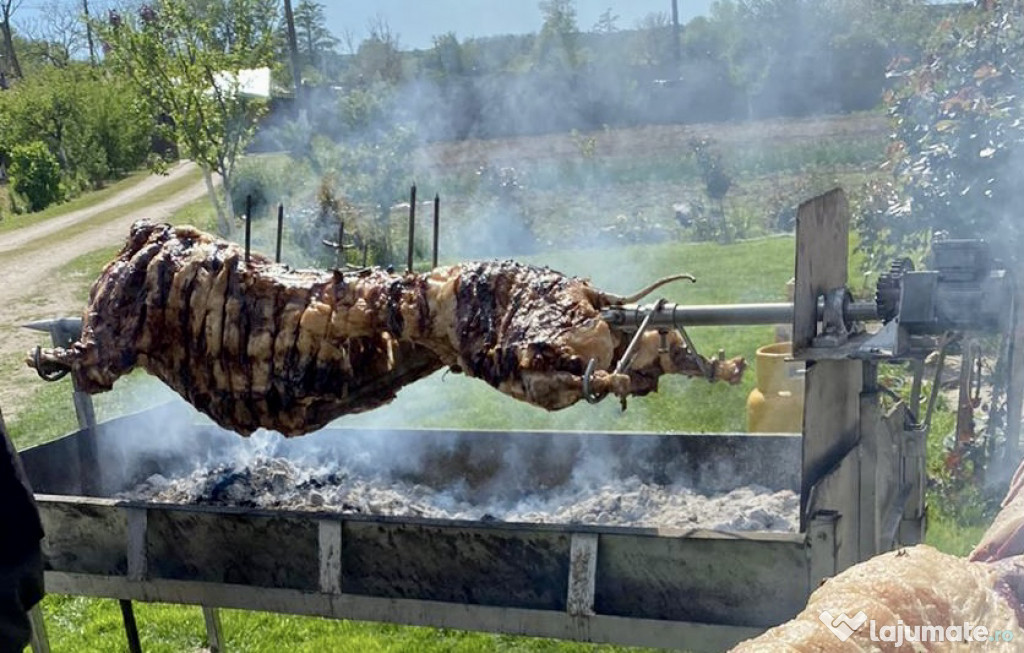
left=202, top=167, right=231, bottom=236
left=283, top=0, right=302, bottom=102
left=82, top=0, right=96, bottom=66
left=0, top=18, right=21, bottom=78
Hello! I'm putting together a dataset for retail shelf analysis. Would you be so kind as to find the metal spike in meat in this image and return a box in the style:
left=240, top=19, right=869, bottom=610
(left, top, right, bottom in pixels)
left=27, top=221, right=745, bottom=436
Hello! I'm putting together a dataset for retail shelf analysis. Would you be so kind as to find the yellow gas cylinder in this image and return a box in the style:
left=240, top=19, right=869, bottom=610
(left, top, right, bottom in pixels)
left=746, top=342, right=805, bottom=433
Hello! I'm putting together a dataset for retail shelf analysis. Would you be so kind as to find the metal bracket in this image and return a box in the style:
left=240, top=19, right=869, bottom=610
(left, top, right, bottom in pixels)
left=675, top=325, right=712, bottom=380
left=813, top=287, right=853, bottom=348
left=613, top=309, right=654, bottom=375
left=584, top=306, right=657, bottom=404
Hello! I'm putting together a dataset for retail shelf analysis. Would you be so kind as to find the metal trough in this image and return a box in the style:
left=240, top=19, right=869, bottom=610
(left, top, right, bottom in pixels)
left=21, top=402, right=813, bottom=651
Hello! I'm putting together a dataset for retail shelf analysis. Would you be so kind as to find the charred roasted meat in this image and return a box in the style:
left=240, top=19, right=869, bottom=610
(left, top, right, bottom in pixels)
left=731, top=459, right=1024, bottom=652
left=28, top=221, right=744, bottom=436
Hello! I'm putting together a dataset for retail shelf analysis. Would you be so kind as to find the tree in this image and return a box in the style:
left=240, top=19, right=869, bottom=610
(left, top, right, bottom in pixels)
left=290, top=84, right=415, bottom=265
left=293, top=0, right=336, bottom=77
left=425, top=31, right=464, bottom=78
left=534, top=0, right=581, bottom=72
left=23, top=0, right=85, bottom=68
left=632, top=11, right=673, bottom=67
left=1, top=0, right=23, bottom=78
left=9, top=141, right=62, bottom=210
left=82, top=0, right=97, bottom=65
left=348, top=16, right=403, bottom=86
left=591, top=7, right=619, bottom=34
left=859, top=0, right=1024, bottom=265
left=0, top=64, right=152, bottom=191
left=98, top=0, right=278, bottom=234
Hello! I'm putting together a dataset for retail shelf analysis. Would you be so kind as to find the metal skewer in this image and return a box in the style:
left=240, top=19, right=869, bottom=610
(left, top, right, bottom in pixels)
left=407, top=184, right=416, bottom=273
left=275, top=203, right=284, bottom=263
left=432, top=193, right=440, bottom=268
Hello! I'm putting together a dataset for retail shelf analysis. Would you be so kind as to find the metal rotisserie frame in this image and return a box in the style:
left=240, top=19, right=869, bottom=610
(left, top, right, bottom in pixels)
left=19, top=190, right=926, bottom=651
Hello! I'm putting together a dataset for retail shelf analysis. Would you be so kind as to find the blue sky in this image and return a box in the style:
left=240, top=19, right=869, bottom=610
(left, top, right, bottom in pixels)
left=14, top=1, right=719, bottom=51
left=319, top=1, right=718, bottom=50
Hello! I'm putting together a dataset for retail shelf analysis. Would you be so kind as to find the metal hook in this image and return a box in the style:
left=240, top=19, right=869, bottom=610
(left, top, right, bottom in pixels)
left=675, top=325, right=710, bottom=378
left=582, top=358, right=604, bottom=404
left=33, top=346, right=69, bottom=382
left=614, top=308, right=654, bottom=375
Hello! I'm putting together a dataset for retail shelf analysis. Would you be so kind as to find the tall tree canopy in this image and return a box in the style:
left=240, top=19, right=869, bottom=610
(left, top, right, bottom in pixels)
left=293, top=0, right=336, bottom=77
left=534, top=0, right=581, bottom=72
left=98, top=0, right=279, bottom=234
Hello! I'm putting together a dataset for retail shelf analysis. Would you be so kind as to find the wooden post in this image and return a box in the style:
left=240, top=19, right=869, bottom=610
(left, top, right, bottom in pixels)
left=671, top=0, right=681, bottom=64
left=792, top=189, right=863, bottom=557
left=1003, top=286, right=1024, bottom=469
left=792, top=188, right=850, bottom=354
left=337, top=220, right=345, bottom=269
left=566, top=533, right=598, bottom=617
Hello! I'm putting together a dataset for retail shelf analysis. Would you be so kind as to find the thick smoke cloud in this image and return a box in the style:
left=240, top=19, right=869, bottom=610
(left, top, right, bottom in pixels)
left=85, top=2, right=908, bottom=495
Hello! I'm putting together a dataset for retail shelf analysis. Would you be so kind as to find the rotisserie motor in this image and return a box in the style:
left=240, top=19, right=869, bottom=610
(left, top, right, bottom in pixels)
left=28, top=221, right=744, bottom=436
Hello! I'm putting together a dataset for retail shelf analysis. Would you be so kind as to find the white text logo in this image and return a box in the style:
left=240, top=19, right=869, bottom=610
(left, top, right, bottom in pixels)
left=818, top=611, right=868, bottom=642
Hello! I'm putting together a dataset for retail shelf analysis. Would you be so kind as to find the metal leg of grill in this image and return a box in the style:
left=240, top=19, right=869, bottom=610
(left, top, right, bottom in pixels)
left=202, top=606, right=224, bottom=652
left=119, top=599, right=143, bottom=653
left=28, top=604, right=50, bottom=653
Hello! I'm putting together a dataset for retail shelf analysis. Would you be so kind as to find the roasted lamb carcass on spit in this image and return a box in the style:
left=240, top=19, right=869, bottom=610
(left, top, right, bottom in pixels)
left=731, top=461, right=1024, bottom=652
left=27, top=221, right=744, bottom=436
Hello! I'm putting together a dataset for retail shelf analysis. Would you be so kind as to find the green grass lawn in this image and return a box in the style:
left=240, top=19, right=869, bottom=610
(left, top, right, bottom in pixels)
left=35, top=596, right=647, bottom=653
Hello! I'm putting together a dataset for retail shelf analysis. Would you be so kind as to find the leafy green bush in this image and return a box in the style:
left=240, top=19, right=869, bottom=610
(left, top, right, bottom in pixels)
left=0, top=67, right=153, bottom=196
left=9, top=141, right=63, bottom=212
left=861, top=2, right=1024, bottom=266
left=82, top=76, right=153, bottom=178
left=229, top=156, right=312, bottom=219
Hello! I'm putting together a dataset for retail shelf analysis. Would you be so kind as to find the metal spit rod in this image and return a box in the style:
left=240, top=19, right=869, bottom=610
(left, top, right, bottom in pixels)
left=602, top=300, right=879, bottom=330
left=24, top=300, right=881, bottom=341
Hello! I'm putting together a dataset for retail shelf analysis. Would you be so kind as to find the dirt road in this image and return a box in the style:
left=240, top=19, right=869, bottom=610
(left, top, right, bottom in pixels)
left=0, top=162, right=211, bottom=417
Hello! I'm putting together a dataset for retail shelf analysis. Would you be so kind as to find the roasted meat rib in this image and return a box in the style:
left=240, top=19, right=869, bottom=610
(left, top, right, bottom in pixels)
left=28, top=221, right=744, bottom=436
